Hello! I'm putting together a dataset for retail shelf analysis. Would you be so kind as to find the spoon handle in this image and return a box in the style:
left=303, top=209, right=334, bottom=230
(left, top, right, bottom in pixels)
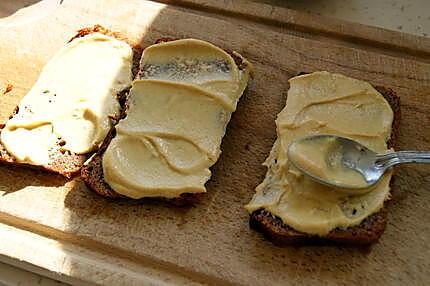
left=376, top=151, right=430, bottom=168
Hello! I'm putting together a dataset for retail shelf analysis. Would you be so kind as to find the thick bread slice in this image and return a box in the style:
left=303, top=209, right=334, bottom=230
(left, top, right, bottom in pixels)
left=249, top=86, right=400, bottom=245
left=0, top=25, right=141, bottom=178
left=81, top=39, right=250, bottom=205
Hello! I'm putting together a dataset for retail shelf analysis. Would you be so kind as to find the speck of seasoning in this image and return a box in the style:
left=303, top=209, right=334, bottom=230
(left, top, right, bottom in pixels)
left=397, top=25, right=403, bottom=30
left=3, top=84, right=13, bottom=95
left=43, top=90, right=49, bottom=94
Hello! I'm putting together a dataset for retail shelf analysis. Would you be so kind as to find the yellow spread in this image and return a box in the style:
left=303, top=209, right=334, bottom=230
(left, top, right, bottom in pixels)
left=103, top=39, right=252, bottom=199
left=288, top=136, right=368, bottom=189
left=245, top=71, right=394, bottom=236
left=0, top=33, right=133, bottom=165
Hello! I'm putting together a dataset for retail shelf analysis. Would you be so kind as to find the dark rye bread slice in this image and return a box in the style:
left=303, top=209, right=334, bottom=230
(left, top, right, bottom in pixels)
left=0, top=25, right=142, bottom=178
left=81, top=39, right=250, bottom=205
left=250, top=86, right=401, bottom=245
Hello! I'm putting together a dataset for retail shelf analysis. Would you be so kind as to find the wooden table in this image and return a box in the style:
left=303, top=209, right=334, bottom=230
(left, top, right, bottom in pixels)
left=0, top=0, right=429, bottom=285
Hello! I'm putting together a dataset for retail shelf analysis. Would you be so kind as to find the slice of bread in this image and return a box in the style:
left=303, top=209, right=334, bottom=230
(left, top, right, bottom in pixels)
left=249, top=85, right=400, bottom=245
left=0, top=25, right=142, bottom=178
left=81, top=39, right=250, bottom=204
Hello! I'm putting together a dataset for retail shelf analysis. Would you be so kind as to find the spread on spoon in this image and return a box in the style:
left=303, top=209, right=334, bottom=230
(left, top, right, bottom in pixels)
left=245, top=71, right=394, bottom=236
left=102, top=39, right=252, bottom=199
left=288, top=135, right=369, bottom=189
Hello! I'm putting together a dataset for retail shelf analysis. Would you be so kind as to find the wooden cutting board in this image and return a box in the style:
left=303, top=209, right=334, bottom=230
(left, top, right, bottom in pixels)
left=0, top=0, right=429, bottom=285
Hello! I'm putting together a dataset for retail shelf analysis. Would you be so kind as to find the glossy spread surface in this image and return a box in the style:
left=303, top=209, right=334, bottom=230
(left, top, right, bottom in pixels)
left=103, top=39, right=251, bottom=199
left=288, top=136, right=368, bottom=188
left=245, top=71, right=394, bottom=236
left=1, top=33, right=132, bottom=165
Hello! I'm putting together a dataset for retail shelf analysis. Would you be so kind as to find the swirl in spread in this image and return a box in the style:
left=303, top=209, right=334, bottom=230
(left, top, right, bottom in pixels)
left=0, top=33, right=133, bottom=165
left=245, top=72, right=394, bottom=236
left=102, top=39, right=252, bottom=199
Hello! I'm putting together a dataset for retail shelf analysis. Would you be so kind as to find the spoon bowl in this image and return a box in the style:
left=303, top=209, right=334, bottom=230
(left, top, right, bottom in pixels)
left=287, top=135, right=430, bottom=192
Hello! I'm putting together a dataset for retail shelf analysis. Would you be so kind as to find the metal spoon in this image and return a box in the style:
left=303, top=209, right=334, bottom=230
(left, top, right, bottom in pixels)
left=287, top=134, right=430, bottom=192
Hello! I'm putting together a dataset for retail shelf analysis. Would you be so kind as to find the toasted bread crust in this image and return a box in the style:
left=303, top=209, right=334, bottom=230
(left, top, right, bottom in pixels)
left=81, top=39, right=250, bottom=204
left=249, top=85, right=401, bottom=245
left=250, top=208, right=387, bottom=245
left=0, top=25, right=140, bottom=178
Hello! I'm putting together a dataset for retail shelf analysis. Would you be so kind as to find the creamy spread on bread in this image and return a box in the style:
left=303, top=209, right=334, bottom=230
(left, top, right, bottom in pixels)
left=288, top=136, right=369, bottom=188
left=1, top=33, right=132, bottom=165
left=245, top=71, right=394, bottom=236
left=102, top=39, right=252, bottom=199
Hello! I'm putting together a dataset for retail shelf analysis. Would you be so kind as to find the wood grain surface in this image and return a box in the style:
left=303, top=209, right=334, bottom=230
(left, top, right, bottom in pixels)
left=0, top=0, right=429, bottom=285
